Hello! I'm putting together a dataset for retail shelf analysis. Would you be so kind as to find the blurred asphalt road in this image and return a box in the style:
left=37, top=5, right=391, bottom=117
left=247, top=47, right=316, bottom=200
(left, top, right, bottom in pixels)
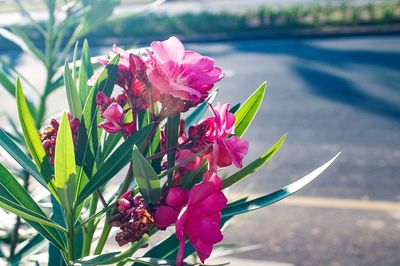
left=0, top=35, right=399, bottom=265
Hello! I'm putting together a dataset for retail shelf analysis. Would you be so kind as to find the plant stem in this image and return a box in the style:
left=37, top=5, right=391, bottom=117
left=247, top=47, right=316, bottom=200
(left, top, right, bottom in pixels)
left=140, top=122, right=160, bottom=153
left=66, top=209, right=76, bottom=263
left=146, top=145, right=178, bottom=160
left=94, top=165, right=134, bottom=255
left=82, top=194, right=99, bottom=257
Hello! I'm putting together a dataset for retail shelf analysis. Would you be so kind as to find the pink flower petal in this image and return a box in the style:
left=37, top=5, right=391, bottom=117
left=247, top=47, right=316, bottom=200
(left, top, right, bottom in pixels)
left=151, top=36, right=185, bottom=63
left=223, top=136, right=249, bottom=168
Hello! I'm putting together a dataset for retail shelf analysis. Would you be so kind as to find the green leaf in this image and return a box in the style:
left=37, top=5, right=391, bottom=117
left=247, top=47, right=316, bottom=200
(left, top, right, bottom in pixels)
left=185, top=89, right=218, bottom=129
left=15, top=78, right=56, bottom=193
left=73, top=235, right=149, bottom=265
left=222, top=153, right=341, bottom=218
left=0, top=129, right=49, bottom=190
left=166, top=114, right=180, bottom=184
left=0, top=164, right=66, bottom=250
left=78, top=39, right=94, bottom=106
left=0, top=27, right=45, bottom=63
left=132, top=146, right=161, bottom=204
left=234, top=81, right=267, bottom=137
left=72, top=41, right=79, bottom=83
left=0, top=71, right=15, bottom=95
left=54, top=113, right=77, bottom=216
left=49, top=195, right=67, bottom=266
left=223, top=134, right=286, bottom=189
left=91, top=54, right=119, bottom=97
left=98, top=132, right=123, bottom=165
left=10, top=234, right=44, bottom=265
left=76, top=54, right=120, bottom=194
left=64, top=60, right=83, bottom=119
left=76, top=125, right=152, bottom=206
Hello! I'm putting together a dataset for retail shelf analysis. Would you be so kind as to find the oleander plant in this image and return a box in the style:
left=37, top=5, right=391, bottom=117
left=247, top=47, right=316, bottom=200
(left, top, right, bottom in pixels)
left=0, top=35, right=339, bottom=265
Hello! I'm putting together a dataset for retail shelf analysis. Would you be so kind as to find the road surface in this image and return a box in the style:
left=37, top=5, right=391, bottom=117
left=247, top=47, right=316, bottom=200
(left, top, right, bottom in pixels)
left=0, top=35, right=399, bottom=265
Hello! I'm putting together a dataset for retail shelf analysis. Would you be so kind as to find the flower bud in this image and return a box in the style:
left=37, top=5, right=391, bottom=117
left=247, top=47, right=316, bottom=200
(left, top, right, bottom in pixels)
left=154, top=206, right=179, bottom=230
left=165, top=187, right=188, bottom=208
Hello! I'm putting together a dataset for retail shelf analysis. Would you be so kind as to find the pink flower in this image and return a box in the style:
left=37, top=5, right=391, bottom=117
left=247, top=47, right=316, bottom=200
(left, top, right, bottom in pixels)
left=89, top=45, right=152, bottom=110
left=154, top=187, right=188, bottom=230
left=98, top=102, right=124, bottom=134
left=175, top=172, right=227, bottom=265
left=187, top=103, right=249, bottom=172
left=146, top=36, right=224, bottom=114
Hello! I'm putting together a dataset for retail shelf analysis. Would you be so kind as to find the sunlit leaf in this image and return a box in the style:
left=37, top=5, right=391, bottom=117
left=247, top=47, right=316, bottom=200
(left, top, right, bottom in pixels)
left=223, top=134, right=286, bottom=188
left=222, top=153, right=341, bottom=218
left=64, top=60, right=83, bottom=119
left=234, top=81, right=266, bottom=137
left=15, top=78, right=56, bottom=194
left=54, top=113, right=77, bottom=216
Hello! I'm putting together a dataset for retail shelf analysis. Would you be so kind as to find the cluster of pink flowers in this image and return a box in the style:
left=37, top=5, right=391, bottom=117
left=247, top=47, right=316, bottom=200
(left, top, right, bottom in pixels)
left=40, top=114, right=80, bottom=165
left=93, top=36, right=224, bottom=137
left=94, top=37, right=249, bottom=265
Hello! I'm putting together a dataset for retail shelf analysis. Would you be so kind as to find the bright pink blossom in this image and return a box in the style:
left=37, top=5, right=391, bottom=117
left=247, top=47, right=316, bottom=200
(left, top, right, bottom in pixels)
left=187, top=103, right=249, bottom=172
left=98, top=102, right=124, bottom=134
left=154, top=187, right=189, bottom=230
left=175, top=172, right=227, bottom=265
left=146, top=36, right=224, bottom=115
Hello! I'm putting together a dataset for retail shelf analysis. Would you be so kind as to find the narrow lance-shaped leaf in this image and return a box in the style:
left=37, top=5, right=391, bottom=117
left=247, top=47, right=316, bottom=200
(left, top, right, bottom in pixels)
left=234, top=81, right=267, bottom=137
left=54, top=112, right=77, bottom=216
left=75, top=54, right=120, bottom=194
left=76, top=125, right=152, bottom=206
left=0, top=163, right=65, bottom=250
left=10, top=234, right=45, bottom=265
left=222, top=153, right=341, bottom=218
left=78, top=39, right=94, bottom=106
left=0, top=71, right=15, bottom=95
left=15, top=78, right=57, bottom=195
left=166, top=114, right=180, bottom=184
left=223, top=133, right=286, bottom=189
left=73, top=234, right=150, bottom=266
left=0, top=129, right=49, bottom=190
left=0, top=27, right=45, bottom=63
left=64, top=60, right=83, bottom=119
left=132, top=146, right=161, bottom=204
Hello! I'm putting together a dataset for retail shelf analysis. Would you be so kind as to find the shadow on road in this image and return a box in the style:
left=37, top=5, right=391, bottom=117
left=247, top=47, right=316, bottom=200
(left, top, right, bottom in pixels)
left=200, top=38, right=400, bottom=122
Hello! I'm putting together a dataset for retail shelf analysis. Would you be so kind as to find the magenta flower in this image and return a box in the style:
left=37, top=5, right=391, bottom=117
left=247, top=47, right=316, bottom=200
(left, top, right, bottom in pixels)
left=154, top=187, right=188, bottom=230
left=175, top=172, right=227, bottom=265
left=98, top=102, right=124, bottom=134
left=146, top=36, right=224, bottom=114
left=90, top=45, right=152, bottom=110
left=187, top=103, right=249, bottom=172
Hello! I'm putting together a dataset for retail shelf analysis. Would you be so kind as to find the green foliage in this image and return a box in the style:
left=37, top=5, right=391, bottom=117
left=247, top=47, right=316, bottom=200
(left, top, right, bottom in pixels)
left=132, top=146, right=162, bottom=205
left=222, top=153, right=341, bottom=218
left=76, top=125, right=152, bottom=206
left=165, top=114, right=180, bottom=184
left=0, top=129, right=49, bottom=190
left=234, top=81, right=266, bottom=137
left=54, top=113, right=77, bottom=216
left=0, top=164, right=65, bottom=250
left=64, top=60, right=83, bottom=119
left=15, top=78, right=56, bottom=194
left=223, top=134, right=286, bottom=188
